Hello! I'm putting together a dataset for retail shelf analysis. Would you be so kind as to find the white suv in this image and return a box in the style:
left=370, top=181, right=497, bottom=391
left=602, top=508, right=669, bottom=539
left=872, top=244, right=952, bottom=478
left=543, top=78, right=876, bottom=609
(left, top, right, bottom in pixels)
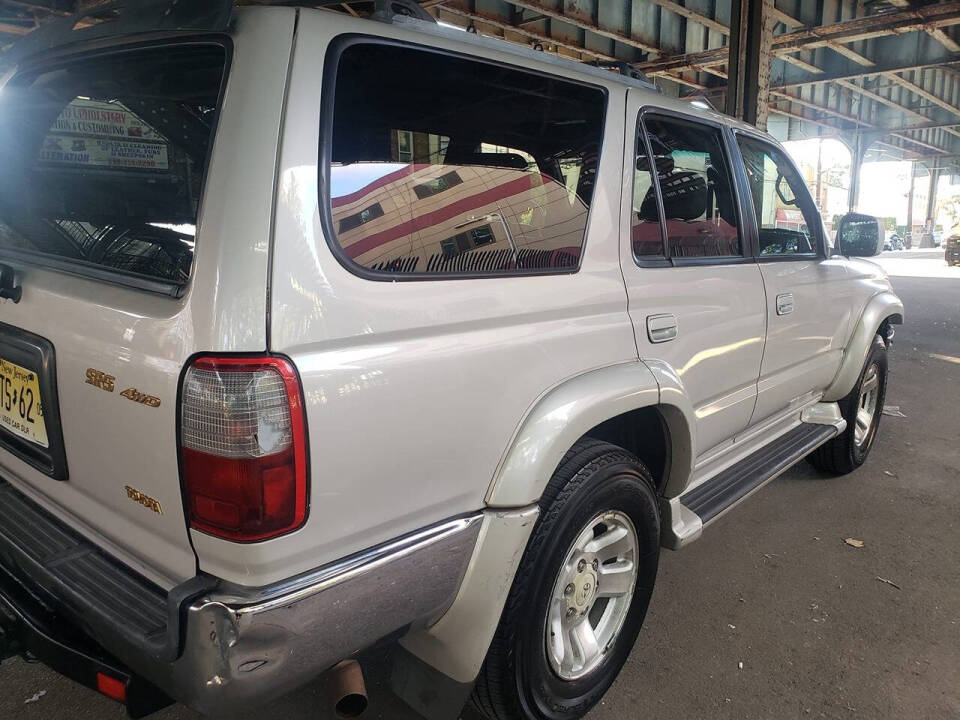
left=0, top=5, right=902, bottom=720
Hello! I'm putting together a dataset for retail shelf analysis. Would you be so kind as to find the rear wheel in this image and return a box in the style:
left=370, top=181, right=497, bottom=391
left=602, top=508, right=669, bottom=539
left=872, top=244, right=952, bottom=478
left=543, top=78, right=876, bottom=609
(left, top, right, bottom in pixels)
left=470, top=440, right=660, bottom=720
left=809, top=334, right=888, bottom=475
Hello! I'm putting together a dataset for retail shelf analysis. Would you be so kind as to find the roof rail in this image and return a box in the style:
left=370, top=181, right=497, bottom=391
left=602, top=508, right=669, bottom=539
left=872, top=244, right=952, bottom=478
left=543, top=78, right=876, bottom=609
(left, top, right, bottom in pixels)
left=589, top=60, right=653, bottom=84
left=371, top=0, right=437, bottom=24
left=7, top=0, right=233, bottom=66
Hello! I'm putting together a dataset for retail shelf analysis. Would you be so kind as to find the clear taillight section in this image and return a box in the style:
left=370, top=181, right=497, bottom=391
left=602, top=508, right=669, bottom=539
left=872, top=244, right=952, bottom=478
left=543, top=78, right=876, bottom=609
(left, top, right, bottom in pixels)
left=179, top=356, right=308, bottom=542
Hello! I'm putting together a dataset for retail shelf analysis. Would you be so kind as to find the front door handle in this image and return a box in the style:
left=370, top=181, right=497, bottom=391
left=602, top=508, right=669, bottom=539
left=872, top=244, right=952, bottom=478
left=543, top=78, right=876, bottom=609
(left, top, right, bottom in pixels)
left=647, top=313, right=678, bottom=343
left=776, top=293, right=794, bottom=316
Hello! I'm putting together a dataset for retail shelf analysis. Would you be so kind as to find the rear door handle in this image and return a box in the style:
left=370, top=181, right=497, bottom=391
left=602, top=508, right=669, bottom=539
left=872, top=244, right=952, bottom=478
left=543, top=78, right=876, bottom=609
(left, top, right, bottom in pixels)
left=647, top=313, right=678, bottom=343
left=776, top=293, right=794, bottom=316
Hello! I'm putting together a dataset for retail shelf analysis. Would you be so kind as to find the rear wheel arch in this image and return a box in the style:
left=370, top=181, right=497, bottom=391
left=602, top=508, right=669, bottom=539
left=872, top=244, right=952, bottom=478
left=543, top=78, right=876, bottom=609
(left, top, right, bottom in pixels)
left=581, top=406, right=671, bottom=494
left=485, top=363, right=695, bottom=508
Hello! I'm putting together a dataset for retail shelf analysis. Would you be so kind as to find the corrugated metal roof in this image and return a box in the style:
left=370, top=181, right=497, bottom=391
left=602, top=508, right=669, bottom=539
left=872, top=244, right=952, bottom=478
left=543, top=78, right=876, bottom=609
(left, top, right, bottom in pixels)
left=2, top=0, right=958, bottom=170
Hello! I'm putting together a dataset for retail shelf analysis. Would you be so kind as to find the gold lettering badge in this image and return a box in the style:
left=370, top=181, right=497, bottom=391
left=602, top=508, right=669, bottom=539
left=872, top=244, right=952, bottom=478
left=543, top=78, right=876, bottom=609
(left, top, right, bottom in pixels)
left=125, top=486, right=163, bottom=515
left=85, top=368, right=115, bottom=392
left=120, top=387, right=161, bottom=408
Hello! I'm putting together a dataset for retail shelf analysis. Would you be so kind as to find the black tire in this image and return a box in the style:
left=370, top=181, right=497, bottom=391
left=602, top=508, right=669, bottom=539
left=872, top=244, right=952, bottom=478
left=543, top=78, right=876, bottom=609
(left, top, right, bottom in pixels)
left=809, top=334, right=888, bottom=475
left=470, top=439, right=660, bottom=720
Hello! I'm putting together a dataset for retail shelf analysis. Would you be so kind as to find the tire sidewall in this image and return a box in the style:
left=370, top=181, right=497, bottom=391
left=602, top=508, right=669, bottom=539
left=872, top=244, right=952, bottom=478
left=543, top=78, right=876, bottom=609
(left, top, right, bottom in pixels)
left=845, top=336, right=888, bottom=467
left=514, top=460, right=660, bottom=720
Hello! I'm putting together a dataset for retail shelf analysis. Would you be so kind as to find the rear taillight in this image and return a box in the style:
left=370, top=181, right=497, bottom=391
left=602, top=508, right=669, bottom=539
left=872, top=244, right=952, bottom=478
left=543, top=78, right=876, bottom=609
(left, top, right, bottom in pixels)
left=178, top=356, right=308, bottom=542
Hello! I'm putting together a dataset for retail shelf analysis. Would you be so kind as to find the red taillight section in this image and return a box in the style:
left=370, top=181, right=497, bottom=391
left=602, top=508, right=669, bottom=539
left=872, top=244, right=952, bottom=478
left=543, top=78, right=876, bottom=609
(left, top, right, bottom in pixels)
left=179, top=356, right=308, bottom=542
left=96, top=672, right=127, bottom=703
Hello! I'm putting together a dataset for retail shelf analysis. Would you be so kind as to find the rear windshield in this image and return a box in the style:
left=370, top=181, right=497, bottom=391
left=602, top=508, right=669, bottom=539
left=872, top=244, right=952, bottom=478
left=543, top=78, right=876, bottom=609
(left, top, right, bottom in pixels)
left=0, top=44, right=226, bottom=289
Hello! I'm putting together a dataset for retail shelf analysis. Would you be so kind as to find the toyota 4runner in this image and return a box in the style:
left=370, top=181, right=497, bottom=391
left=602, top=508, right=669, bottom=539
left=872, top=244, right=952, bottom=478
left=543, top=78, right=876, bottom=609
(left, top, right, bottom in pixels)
left=0, top=3, right=903, bottom=719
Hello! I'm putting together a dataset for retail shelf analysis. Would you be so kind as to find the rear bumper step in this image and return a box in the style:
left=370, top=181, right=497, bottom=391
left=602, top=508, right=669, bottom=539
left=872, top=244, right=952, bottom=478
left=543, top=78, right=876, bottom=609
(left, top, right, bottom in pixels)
left=0, top=566, right=172, bottom=718
left=0, top=479, right=205, bottom=664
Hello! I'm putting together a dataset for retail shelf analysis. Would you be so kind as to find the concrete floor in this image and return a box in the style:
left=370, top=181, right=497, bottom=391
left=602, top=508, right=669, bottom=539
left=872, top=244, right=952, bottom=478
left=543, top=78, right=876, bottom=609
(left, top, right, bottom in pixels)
left=2, top=250, right=958, bottom=720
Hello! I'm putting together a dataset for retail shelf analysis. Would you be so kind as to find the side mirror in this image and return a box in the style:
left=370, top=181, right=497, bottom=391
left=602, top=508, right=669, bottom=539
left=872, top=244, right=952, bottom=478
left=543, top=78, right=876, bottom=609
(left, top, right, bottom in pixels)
left=837, top=212, right=884, bottom=257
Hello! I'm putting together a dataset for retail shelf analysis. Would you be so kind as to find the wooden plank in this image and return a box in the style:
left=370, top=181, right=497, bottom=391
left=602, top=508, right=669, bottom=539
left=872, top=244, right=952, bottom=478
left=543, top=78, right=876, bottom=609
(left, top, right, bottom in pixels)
left=647, top=0, right=728, bottom=35
left=435, top=3, right=619, bottom=61
left=883, top=71, right=960, bottom=118
left=505, top=0, right=662, bottom=54
left=925, top=27, right=960, bottom=54
left=834, top=78, right=930, bottom=122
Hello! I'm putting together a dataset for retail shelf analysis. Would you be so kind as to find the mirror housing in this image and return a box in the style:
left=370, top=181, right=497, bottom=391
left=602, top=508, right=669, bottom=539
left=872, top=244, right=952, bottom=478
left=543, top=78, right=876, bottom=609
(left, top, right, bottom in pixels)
left=837, top=212, right=884, bottom=257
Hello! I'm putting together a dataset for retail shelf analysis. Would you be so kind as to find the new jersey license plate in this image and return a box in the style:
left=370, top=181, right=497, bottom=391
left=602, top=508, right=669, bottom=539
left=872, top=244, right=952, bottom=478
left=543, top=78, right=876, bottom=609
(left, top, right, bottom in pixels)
left=0, top=356, right=47, bottom=448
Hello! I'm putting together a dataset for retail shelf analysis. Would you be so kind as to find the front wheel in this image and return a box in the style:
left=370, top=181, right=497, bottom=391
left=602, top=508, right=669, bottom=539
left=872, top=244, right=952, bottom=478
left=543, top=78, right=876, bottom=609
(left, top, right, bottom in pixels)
left=809, top=334, right=888, bottom=475
left=470, top=440, right=660, bottom=720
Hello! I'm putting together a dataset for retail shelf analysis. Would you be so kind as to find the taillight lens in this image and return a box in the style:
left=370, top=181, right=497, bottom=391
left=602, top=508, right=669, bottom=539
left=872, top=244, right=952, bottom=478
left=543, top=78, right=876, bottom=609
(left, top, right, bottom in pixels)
left=179, top=356, right=308, bottom=542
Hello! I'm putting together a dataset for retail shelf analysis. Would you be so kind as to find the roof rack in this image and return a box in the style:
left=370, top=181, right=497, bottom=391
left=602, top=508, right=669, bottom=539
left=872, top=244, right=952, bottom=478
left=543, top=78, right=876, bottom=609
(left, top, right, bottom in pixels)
left=371, top=0, right=436, bottom=24
left=589, top=60, right=651, bottom=83
left=7, top=0, right=233, bottom=66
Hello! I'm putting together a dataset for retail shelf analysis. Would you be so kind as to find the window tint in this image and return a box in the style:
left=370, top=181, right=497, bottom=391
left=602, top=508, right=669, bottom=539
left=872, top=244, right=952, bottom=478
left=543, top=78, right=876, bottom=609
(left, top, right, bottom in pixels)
left=632, top=123, right=665, bottom=258
left=737, top=136, right=819, bottom=256
left=642, top=116, right=741, bottom=258
left=0, top=45, right=226, bottom=287
left=327, top=43, right=606, bottom=277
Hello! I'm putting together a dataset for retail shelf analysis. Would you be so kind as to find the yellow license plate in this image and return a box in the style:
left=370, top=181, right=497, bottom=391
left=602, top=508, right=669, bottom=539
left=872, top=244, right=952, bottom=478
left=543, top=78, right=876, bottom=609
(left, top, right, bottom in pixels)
left=0, top=357, right=47, bottom=448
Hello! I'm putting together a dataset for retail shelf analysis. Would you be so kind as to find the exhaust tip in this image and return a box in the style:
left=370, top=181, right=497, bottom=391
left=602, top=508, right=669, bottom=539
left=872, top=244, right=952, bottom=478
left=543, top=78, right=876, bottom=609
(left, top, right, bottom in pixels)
left=331, top=660, right=368, bottom=718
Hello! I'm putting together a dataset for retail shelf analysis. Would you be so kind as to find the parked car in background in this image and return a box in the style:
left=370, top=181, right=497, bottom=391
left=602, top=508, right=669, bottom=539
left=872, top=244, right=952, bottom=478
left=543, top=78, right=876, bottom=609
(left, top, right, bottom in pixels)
left=0, top=4, right=904, bottom=720
left=885, top=233, right=904, bottom=251
left=945, top=235, right=960, bottom=266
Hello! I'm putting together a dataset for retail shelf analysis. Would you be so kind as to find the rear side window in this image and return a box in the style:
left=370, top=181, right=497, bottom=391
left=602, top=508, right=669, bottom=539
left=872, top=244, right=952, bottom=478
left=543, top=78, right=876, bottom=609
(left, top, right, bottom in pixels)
left=641, top=116, right=741, bottom=259
left=325, top=42, right=606, bottom=277
left=0, top=45, right=226, bottom=290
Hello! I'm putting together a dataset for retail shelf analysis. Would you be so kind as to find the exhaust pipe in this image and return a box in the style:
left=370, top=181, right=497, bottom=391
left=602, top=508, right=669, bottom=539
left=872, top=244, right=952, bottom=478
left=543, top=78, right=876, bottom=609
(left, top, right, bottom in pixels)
left=331, top=660, right=368, bottom=718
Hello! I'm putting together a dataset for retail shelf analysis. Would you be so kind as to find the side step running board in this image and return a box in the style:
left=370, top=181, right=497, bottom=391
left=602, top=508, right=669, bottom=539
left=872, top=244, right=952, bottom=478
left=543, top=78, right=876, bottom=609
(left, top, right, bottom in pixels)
left=680, top=423, right=838, bottom=525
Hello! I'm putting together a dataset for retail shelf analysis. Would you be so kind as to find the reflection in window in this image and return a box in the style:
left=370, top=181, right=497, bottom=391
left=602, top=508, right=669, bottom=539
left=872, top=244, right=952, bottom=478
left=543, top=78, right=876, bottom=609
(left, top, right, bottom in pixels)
left=413, top=171, right=463, bottom=200
left=641, top=117, right=741, bottom=258
left=0, top=46, right=225, bottom=285
left=632, top=135, right=665, bottom=258
left=328, top=43, right=605, bottom=276
left=737, top=137, right=817, bottom=256
left=339, top=203, right=385, bottom=233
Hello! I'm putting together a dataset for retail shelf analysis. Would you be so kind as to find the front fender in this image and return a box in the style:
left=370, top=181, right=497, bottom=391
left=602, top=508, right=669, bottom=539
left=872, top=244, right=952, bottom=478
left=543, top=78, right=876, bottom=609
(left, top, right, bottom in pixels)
left=823, top=291, right=903, bottom=402
left=485, top=361, right=696, bottom=507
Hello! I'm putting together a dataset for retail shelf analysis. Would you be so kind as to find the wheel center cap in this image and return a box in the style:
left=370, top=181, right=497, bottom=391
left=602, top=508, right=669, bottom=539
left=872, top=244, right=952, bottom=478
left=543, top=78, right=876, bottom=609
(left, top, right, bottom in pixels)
left=572, top=570, right=598, bottom=609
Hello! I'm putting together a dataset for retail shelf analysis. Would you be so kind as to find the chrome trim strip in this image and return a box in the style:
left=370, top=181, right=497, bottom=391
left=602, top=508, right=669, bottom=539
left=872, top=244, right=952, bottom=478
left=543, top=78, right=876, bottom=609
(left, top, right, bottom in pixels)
left=211, top=515, right=483, bottom=611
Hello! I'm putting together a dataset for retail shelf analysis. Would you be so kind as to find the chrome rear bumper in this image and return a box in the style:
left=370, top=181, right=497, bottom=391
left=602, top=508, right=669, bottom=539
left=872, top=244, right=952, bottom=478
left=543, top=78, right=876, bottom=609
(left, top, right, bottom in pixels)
left=0, top=477, right=482, bottom=716
left=166, top=515, right=482, bottom=714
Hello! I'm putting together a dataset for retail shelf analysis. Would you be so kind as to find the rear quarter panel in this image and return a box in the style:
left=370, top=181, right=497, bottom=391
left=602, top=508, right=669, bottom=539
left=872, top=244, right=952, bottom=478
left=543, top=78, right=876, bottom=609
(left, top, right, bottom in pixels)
left=212, top=12, right=639, bottom=587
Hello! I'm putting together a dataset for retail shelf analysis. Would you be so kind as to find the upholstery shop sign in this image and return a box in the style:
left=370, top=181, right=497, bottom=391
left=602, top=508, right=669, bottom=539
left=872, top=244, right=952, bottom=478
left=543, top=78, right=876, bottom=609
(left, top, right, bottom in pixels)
left=39, top=98, right=169, bottom=171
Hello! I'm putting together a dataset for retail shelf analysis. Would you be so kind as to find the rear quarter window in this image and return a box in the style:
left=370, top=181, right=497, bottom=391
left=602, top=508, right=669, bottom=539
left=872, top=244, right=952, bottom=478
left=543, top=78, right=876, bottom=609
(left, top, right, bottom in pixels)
left=323, top=40, right=607, bottom=279
left=0, top=44, right=227, bottom=291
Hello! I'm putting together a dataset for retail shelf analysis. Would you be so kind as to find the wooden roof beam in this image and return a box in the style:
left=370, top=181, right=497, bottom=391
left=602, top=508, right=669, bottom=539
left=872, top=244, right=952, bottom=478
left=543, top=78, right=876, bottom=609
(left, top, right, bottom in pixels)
left=506, top=0, right=662, bottom=55
left=646, top=0, right=728, bottom=36
left=635, top=2, right=960, bottom=74
left=770, top=7, right=875, bottom=66
left=882, top=70, right=960, bottom=118
left=926, top=26, right=960, bottom=53
left=834, top=78, right=930, bottom=123
left=771, top=89, right=873, bottom=127
left=435, top=3, right=618, bottom=62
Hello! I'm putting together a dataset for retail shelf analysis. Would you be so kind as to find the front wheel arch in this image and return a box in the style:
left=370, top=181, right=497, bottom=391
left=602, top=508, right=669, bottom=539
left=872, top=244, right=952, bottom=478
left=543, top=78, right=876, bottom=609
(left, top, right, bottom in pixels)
left=823, top=292, right=902, bottom=402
